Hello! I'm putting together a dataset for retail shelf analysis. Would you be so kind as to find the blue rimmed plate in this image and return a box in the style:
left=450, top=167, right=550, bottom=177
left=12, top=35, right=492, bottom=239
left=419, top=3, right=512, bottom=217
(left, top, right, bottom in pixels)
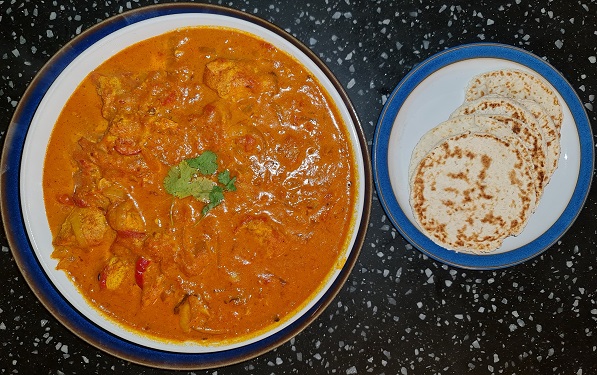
left=1, top=3, right=372, bottom=369
left=372, top=43, right=593, bottom=270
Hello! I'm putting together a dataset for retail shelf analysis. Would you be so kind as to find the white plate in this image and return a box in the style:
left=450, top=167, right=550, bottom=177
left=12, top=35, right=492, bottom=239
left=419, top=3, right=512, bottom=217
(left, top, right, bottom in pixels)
left=373, top=43, right=593, bottom=270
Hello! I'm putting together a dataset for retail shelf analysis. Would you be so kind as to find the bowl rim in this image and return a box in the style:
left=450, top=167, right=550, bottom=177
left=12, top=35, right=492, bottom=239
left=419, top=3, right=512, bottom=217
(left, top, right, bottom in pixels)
left=1, top=2, right=373, bottom=369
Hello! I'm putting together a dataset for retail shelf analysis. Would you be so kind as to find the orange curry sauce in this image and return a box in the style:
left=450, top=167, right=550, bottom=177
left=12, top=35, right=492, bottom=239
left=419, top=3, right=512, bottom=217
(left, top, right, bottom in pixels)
left=43, top=27, right=356, bottom=344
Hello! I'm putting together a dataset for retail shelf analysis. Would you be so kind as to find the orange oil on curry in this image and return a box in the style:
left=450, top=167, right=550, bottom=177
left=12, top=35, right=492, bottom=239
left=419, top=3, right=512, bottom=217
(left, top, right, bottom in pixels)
left=43, top=27, right=357, bottom=344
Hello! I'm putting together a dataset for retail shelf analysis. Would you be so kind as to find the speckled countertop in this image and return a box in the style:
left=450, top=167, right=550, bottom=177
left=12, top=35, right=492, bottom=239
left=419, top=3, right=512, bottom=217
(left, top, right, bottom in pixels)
left=1, top=0, right=596, bottom=374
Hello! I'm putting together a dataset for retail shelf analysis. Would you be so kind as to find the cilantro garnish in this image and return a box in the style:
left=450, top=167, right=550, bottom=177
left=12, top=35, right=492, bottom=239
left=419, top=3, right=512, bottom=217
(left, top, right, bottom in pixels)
left=186, top=151, right=218, bottom=175
left=164, top=151, right=237, bottom=215
left=201, top=186, right=225, bottom=216
left=217, top=170, right=237, bottom=192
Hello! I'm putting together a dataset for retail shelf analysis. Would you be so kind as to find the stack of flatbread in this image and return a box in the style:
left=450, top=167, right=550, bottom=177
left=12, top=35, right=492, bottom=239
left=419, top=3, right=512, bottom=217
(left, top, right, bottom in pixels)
left=409, top=69, right=563, bottom=253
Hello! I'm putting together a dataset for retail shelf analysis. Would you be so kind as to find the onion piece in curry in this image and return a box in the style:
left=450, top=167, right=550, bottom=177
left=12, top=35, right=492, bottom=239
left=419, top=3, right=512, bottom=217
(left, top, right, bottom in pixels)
left=43, top=27, right=357, bottom=344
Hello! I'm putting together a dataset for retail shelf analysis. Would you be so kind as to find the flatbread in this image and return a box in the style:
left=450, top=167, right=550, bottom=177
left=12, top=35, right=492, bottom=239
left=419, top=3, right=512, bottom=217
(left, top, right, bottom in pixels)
left=464, top=68, right=563, bottom=130
left=410, top=132, right=537, bottom=253
left=408, top=68, right=564, bottom=253
left=449, top=95, right=548, bottom=197
left=409, top=115, right=476, bottom=182
left=409, top=115, right=537, bottom=193
left=519, top=99, right=560, bottom=179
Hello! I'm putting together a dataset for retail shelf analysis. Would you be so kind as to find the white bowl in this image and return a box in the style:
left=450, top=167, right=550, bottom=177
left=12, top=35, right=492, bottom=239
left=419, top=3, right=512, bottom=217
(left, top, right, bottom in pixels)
left=3, top=3, right=372, bottom=369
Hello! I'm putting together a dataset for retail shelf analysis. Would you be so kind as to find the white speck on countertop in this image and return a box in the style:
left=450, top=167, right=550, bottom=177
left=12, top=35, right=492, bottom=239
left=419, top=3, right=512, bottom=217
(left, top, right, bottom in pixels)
left=517, top=319, right=525, bottom=327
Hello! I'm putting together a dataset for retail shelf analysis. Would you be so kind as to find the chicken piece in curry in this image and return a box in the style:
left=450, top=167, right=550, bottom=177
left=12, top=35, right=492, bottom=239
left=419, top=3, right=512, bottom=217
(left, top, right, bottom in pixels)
left=43, top=27, right=357, bottom=344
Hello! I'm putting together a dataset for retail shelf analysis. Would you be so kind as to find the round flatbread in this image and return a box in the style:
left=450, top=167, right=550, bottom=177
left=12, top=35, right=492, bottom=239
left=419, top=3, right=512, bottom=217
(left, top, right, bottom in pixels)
left=464, top=68, right=563, bottom=130
left=409, top=115, right=476, bottom=182
left=519, top=99, right=560, bottom=179
left=449, top=95, right=548, bottom=197
left=410, top=132, right=537, bottom=253
left=409, top=115, right=537, bottom=191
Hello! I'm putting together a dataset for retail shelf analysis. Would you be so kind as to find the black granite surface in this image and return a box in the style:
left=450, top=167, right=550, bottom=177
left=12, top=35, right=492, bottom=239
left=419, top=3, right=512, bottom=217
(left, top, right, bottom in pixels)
left=1, top=0, right=596, bottom=374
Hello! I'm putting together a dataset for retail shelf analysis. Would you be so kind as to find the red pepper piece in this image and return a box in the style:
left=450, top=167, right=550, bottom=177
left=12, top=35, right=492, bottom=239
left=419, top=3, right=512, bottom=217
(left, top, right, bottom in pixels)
left=135, top=257, right=151, bottom=289
left=117, top=230, right=146, bottom=239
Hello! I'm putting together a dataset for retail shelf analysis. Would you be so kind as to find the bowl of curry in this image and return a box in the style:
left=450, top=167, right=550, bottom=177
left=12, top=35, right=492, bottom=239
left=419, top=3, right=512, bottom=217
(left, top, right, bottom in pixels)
left=2, top=3, right=371, bottom=369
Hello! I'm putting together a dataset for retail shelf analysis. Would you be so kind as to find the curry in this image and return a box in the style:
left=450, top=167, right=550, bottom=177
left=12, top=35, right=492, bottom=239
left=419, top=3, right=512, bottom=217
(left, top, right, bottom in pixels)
left=43, top=27, right=357, bottom=344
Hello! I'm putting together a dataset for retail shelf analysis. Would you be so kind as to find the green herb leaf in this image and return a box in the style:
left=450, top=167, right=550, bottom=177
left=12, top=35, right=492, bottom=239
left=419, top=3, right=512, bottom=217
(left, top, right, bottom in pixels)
left=186, top=150, right=218, bottom=175
left=164, top=151, right=237, bottom=216
left=163, top=161, right=215, bottom=201
left=190, top=177, right=217, bottom=202
left=201, top=186, right=225, bottom=216
left=218, top=170, right=237, bottom=191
